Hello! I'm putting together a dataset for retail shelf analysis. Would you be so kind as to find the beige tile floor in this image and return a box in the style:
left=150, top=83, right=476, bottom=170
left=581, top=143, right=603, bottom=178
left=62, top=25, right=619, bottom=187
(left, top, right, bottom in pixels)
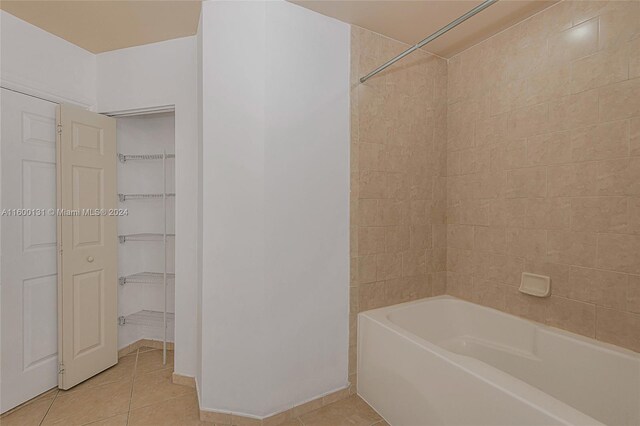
left=1, top=346, right=388, bottom=426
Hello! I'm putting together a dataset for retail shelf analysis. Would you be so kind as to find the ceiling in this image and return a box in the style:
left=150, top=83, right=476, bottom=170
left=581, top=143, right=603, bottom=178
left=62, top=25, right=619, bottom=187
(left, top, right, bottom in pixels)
left=0, top=0, right=201, bottom=53
left=290, top=0, right=558, bottom=58
left=1, top=0, right=557, bottom=57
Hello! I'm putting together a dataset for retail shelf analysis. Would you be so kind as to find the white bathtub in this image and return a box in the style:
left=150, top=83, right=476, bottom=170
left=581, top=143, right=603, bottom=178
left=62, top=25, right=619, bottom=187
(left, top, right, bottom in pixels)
left=358, top=296, right=640, bottom=426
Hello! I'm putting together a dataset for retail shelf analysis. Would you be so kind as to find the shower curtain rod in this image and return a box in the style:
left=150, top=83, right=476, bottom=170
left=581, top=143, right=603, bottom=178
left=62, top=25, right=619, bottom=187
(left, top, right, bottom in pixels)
left=359, top=0, right=499, bottom=83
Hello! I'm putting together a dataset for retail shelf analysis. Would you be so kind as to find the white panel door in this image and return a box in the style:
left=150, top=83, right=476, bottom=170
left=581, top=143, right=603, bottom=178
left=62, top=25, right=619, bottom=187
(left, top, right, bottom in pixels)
left=1, top=89, right=59, bottom=413
left=57, top=104, right=118, bottom=390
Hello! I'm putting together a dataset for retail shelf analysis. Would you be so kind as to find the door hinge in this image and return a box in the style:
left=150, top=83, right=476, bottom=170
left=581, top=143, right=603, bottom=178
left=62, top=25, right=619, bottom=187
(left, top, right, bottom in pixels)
left=58, top=363, right=65, bottom=375
left=56, top=124, right=62, bottom=135
left=118, top=316, right=126, bottom=326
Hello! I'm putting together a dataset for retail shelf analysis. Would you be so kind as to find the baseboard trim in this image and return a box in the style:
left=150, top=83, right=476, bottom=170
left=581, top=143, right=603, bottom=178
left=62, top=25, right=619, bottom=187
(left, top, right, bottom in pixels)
left=118, top=338, right=174, bottom=358
left=172, top=372, right=196, bottom=388
left=198, top=386, right=351, bottom=425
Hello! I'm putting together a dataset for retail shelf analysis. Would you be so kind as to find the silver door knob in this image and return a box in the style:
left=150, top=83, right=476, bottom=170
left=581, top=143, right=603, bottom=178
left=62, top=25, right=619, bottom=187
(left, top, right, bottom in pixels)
left=87, top=256, right=94, bottom=263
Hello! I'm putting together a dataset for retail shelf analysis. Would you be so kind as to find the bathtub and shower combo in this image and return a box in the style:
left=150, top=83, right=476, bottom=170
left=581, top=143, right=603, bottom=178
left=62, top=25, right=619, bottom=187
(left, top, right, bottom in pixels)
left=358, top=296, right=640, bottom=426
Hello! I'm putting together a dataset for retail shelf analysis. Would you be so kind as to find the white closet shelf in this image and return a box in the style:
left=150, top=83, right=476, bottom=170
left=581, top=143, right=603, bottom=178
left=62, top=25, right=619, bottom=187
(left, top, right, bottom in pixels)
left=118, top=193, right=175, bottom=202
left=119, top=272, right=175, bottom=286
left=118, top=233, right=175, bottom=243
left=118, top=153, right=175, bottom=163
left=119, top=310, right=174, bottom=327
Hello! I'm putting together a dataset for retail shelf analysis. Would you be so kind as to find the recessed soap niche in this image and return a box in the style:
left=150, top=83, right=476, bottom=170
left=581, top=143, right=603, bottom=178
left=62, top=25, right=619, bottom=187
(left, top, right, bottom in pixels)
left=519, top=272, right=551, bottom=297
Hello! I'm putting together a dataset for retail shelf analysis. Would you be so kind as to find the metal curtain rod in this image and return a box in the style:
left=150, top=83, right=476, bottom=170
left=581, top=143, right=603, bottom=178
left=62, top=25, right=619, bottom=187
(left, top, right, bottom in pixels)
left=359, top=0, right=499, bottom=83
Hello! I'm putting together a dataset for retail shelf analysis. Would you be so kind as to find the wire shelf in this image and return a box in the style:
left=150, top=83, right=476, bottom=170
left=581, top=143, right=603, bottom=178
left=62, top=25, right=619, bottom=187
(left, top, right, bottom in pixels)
left=118, top=153, right=175, bottom=163
left=119, top=310, right=174, bottom=327
left=118, top=233, right=175, bottom=243
left=118, top=193, right=175, bottom=202
left=119, top=272, right=175, bottom=286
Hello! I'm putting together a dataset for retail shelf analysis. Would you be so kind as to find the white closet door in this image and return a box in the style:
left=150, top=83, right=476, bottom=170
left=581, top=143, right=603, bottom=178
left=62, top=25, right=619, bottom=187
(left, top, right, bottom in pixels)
left=57, top=104, right=118, bottom=390
left=0, top=89, right=58, bottom=413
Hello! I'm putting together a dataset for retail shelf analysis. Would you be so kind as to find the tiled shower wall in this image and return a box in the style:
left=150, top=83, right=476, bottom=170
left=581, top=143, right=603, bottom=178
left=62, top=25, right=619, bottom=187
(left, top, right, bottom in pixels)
left=445, top=0, right=640, bottom=352
left=349, top=27, right=448, bottom=386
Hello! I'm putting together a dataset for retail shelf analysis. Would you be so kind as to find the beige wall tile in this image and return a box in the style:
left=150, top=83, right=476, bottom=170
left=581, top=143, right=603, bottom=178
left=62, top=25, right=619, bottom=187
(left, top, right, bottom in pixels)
left=631, top=117, right=640, bottom=156
left=357, top=227, right=385, bottom=255
left=508, top=104, right=549, bottom=139
left=506, top=228, right=547, bottom=259
left=597, top=1, right=640, bottom=51
left=571, top=197, right=628, bottom=233
left=528, top=63, right=571, bottom=104
left=628, top=275, right=640, bottom=314
left=547, top=231, right=597, bottom=267
left=385, top=226, right=410, bottom=253
left=358, top=199, right=380, bottom=227
left=628, top=197, right=640, bottom=235
left=474, top=251, right=524, bottom=286
left=447, top=100, right=476, bottom=151
left=548, top=89, right=599, bottom=132
left=443, top=1, right=640, bottom=353
left=459, top=147, right=490, bottom=175
left=568, top=266, right=629, bottom=310
left=526, top=0, right=572, bottom=35
left=630, top=38, right=640, bottom=79
left=599, top=78, right=640, bottom=122
left=548, top=163, right=597, bottom=197
left=504, top=287, right=548, bottom=323
left=506, top=167, right=547, bottom=198
left=596, top=307, right=640, bottom=352
left=358, top=282, right=386, bottom=311
left=376, top=253, right=402, bottom=281
left=491, top=79, right=528, bottom=115
left=359, top=143, right=384, bottom=171
left=526, top=131, right=571, bottom=166
left=597, top=233, right=640, bottom=274
left=476, top=114, right=509, bottom=147
left=596, top=158, right=640, bottom=196
left=447, top=224, right=474, bottom=250
left=571, top=120, right=630, bottom=162
left=488, top=198, right=527, bottom=228
left=432, top=271, right=446, bottom=295
left=359, top=171, right=386, bottom=199
left=446, top=272, right=473, bottom=299
left=358, top=255, right=376, bottom=284
left=402, top=249, right=427, bottom=277
left=474, top=226, right=507, bottom=254
left=409, top=224, right=432, bottom=250
left=546, top=296, right=596, bottom=337
left=570, top=0, right=608, bottom=26
left=472, top=279, right=507, bottom=310
left=548, top=17, right=599, bottom=63
left=570, top=46, right=629, bottom=94
left=409, top=199, right=430, bottom=225
left=524, top=197, right=571, bottom=230
left=447, top=248, right=475, bottom=275
left=378, top=199, right=406, bottom=226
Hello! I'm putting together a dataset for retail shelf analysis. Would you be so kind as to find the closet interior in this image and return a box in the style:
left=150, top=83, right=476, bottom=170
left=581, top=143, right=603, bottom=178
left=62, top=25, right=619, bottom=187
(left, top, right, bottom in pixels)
left=114, top=111, right=176, bottom=363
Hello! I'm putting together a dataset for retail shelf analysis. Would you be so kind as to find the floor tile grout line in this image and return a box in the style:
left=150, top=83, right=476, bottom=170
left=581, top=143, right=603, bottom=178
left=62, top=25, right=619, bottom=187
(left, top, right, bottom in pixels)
left=125, top=348, right=140, bottom=426
left=38, top=389, right=59, bottom=426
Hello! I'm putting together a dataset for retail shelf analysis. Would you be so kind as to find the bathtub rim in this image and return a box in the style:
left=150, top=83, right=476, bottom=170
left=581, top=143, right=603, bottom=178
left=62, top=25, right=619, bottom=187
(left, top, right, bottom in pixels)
left=362, top=295, right=640, bottom=361
left=357, top=295, right=640, bottom=426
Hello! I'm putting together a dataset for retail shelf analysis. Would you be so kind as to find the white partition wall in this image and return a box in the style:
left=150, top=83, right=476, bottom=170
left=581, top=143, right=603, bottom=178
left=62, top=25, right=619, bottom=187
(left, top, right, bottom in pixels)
left=200, top=0, right=350, bottom=417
